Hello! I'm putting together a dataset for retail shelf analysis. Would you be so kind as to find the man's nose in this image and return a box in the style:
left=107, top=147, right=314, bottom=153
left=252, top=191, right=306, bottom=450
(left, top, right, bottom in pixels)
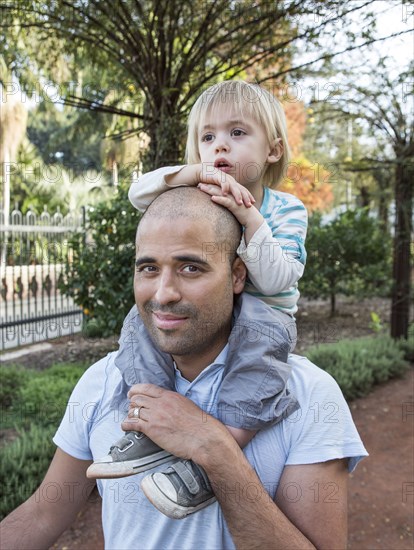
left=154, top=271, right=181, bottom=304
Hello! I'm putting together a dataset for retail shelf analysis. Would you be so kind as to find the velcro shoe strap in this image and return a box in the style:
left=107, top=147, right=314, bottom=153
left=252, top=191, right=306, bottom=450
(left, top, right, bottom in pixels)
left=110, top=434, right=134, bottom=451
left=194, top=463, right=212, bottom=491
left=170, top=462, right=200, bottom=495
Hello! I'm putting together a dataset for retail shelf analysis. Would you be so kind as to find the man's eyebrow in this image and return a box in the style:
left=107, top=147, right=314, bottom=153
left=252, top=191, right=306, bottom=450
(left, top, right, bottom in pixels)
left=173, top=255, right=210, bottom=267
left=135, top=255, right=211, bottom=267
left=135, top=256, right=156, bottom=267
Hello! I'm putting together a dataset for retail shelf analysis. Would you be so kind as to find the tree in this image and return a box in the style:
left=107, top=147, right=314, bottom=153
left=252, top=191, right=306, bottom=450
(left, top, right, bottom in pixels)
left=301, top=210, right=392, bottom=316
left=0, top=58, right=28, bottom=222
left=61, top=184, right=141, bottom=335
left=279, top=100, right=334, bottom=212
left=0, top=20, right=120, bottom=215
left=281, top=156, right=334, bottom=213
left=1, top=0, right=407, bottom=172
left=310, top=61, right=413, bottom=339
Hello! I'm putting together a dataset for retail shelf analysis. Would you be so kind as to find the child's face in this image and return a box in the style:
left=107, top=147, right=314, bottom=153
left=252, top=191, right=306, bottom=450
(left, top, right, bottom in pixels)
left=197, top=106, right=280, bottom=190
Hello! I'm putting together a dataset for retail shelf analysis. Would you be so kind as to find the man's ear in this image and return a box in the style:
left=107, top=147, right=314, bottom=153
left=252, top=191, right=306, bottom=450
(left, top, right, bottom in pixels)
left=232, top=257, right=247, bottom=295
left=267, top=139, right=283, bottom=165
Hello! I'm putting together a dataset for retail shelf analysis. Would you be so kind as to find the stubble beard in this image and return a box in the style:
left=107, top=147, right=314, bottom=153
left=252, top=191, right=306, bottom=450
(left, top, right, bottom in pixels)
left=139, top=300, right=232, bottom=358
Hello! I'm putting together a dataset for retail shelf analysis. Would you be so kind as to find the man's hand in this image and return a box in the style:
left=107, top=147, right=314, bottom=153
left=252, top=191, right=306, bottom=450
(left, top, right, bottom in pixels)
left=122, top=384, right=228, bottom=464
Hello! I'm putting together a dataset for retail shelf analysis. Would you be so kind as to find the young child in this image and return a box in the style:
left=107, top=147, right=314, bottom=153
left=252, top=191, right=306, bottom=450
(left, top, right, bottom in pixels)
left=87, top=80, right=308, bottom=519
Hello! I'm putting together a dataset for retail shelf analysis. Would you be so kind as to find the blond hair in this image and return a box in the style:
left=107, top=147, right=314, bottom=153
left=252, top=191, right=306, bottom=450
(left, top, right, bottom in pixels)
left=185, top=80, right=290, bottom=188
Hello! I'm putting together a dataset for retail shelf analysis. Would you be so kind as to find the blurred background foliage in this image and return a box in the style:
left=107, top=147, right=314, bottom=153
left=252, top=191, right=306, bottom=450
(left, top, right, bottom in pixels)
left=0, top=0, right=412, bottom=338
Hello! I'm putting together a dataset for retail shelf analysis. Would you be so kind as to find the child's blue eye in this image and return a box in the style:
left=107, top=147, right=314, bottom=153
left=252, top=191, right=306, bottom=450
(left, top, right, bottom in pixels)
left=202, top=133, right=214, bottom=142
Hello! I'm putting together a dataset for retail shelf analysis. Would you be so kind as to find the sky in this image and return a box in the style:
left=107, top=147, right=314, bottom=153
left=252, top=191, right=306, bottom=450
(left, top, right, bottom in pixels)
left=290, top=0, right=413, bottom=108
left=373, top=0, right=413, bottom=70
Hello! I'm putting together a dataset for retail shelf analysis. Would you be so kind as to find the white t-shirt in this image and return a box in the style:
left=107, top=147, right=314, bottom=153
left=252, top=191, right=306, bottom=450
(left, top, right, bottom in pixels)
left=54, top=351, right=367, bottom=550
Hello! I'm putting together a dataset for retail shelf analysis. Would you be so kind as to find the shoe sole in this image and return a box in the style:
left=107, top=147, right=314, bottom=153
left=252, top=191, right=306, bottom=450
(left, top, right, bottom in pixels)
left=86, top=451, right=173, bottom=479
left=140, top=474, right=217, bottom=519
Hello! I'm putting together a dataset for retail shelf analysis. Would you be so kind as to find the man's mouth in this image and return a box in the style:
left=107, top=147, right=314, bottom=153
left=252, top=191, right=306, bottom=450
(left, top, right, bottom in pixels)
left=152, top=312, right=188, bottom=330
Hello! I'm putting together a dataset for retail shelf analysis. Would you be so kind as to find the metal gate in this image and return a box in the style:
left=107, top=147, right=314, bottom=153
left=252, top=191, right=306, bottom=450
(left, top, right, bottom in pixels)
left=1, top=206, right=85, bottom=351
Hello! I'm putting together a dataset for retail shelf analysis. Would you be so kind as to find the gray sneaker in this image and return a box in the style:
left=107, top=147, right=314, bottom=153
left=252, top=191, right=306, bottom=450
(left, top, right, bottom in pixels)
left=86, top=431, right=173, bottom=479
left=140, top=459, right=216, bottom=519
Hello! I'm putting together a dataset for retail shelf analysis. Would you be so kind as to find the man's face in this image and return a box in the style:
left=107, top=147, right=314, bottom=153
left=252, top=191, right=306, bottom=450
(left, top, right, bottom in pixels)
left=134, top=216, right=245, bottom=370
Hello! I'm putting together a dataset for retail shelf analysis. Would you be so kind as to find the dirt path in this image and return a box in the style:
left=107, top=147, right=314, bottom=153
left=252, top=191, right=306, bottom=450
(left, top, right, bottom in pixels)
left=50, top=367, right=413, bottom=550
left=347, top=367, right=413, bottom=549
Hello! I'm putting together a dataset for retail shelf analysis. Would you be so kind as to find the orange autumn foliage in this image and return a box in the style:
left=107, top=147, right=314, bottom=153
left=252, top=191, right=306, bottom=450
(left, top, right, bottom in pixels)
left=279, top=156, right=334, bottom=213
left=279, top=100, right=334, bottom=213
left=283, top=100, right=306, bottom=157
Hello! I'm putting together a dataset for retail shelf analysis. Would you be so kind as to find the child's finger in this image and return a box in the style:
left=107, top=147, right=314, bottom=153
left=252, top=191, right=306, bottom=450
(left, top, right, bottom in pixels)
left=229, top=188, right=244, bottom=205
left=210, top=195, right=232, bottom=208
left=231, top=186, right=251, bottom=207
left=198, top=182, right=224, bottom=196
left=200, top=172, right=227, bottom=189
left=238, top=188, right=252, bottom=207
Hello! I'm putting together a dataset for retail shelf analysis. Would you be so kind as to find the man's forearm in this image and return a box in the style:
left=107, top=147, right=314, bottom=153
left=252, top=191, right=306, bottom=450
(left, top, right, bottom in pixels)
left=1, top=450, right=95, bottom=550
left=200, top=437, right=315, bottom=550
left=0, top=496, right=62, bottom=550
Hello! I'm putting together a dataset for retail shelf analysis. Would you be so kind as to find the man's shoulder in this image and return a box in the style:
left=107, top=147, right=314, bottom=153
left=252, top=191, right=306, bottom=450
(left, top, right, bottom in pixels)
left=287, top=353, right=341, bottom=400
left=73, top=351, right=121, bottom=401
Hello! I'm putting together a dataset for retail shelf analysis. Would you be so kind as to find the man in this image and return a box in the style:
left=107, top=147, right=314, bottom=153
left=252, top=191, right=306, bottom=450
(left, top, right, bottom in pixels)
left=0, top=187, right=367, bottom=549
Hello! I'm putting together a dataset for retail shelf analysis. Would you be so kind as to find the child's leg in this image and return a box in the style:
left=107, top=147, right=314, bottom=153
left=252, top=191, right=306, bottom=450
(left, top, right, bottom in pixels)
left=87, top=305, right=175, bottom=480
left=226, top=426, right=257, bottom=448
left=216, top=293, right=299, bottom=432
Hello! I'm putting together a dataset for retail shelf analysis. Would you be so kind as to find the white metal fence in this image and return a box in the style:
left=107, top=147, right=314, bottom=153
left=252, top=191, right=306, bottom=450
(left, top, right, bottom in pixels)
left=0, top=206, right=85, bottom=351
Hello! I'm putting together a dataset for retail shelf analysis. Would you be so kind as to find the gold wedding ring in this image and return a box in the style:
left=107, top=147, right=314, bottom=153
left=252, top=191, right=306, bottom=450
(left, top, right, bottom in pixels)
left=133, top=406, right=142, bottom=419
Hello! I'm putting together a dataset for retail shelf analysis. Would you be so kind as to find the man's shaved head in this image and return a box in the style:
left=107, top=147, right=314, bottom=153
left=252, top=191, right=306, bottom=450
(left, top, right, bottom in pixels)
left=137, top=187, right=242, bottom=264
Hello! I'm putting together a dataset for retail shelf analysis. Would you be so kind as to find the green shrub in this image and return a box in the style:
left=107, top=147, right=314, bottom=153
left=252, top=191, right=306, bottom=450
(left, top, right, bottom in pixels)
left=12, top=363, right=88, bottom=428
left=307, top=335, right=409, bottom=400
left=301, top=210, right=392, bottom=315
left=61, top=183, right=141, bottom=336
left=397, top=323, right=414, bottom=362
left=0, top=362, right=88, bottom=518
left=0, top=425, right=56, bottom=520
left=0, top=366, right=24, bottom=409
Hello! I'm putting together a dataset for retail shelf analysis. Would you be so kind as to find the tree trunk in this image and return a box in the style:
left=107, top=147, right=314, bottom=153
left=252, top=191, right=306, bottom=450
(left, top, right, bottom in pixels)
left=142, top=98, right=186, bottom=172
left=1, top=148, right=11, bottom=266
left=2, top=147, right=11, bottom=225
left=358, top=185, right=370, bottom=208
left=330, top=291, right=336, bottom=317
left=378, top=192, right=389, bottom=231
left=390, top=158, right=413, bottom=339
left=375, top=167, right=391, bottom=231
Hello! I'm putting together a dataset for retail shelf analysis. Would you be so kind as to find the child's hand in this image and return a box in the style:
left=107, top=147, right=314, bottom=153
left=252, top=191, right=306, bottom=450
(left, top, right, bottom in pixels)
left=198, top=183, right=263, bottom=230
left=198, top=167, right=255, bottom=208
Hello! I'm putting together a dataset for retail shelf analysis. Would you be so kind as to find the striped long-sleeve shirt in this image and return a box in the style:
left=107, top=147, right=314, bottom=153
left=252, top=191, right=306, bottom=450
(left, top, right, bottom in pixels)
left=129, top=166, right=308, bottom=316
